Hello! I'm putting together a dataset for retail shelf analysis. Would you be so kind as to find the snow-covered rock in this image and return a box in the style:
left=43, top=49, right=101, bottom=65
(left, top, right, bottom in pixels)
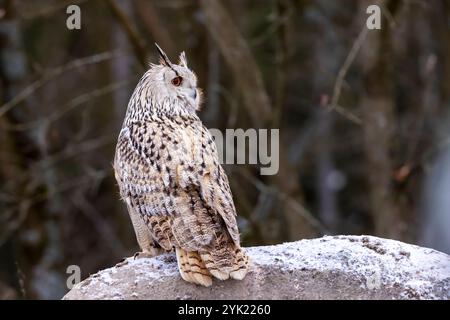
left=63, top=235, right=450, bottom=300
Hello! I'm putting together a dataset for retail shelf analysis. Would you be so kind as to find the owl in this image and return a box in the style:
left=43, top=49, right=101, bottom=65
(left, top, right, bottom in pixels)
left=114, top=44, right=249, bottom=287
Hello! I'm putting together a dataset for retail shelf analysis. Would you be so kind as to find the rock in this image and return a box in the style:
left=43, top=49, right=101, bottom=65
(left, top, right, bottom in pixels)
left=63, top=235, right=450, bottom=300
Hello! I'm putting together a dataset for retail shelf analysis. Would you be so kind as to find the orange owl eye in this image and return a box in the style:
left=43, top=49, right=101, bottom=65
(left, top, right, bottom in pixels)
left=171, top=76, right=183, bottom=87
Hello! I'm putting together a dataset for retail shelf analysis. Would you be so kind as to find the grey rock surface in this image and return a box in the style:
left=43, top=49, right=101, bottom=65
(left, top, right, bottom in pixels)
left=63, top=235, right=450, bottom=300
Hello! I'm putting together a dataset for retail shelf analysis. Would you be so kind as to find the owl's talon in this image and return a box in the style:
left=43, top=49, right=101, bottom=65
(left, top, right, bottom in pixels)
left=115, top=258, right=128, bottom=267
left=133, top=251, right=155, bottom=260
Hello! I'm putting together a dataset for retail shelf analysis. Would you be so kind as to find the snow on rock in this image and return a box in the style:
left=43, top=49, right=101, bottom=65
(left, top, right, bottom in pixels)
left=63, top=235, right=450, bottom=300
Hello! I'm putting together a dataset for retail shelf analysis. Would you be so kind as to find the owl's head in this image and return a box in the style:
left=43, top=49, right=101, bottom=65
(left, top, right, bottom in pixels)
left=126, top=44, right=201, bottom=122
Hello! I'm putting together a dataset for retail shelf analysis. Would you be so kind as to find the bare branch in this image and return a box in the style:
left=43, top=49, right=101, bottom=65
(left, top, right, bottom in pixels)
left=328, top=27, right=368, bottom=126
left=106, top=0, right=148, bottom=68
left=4, top=79, right=132, bottom=131
left=238, top=169, right=328, bottom=234
left=200, top=0, right=272, bottom=127
left=72, top=193, right=127, bottom=258
left=134, top=0, right=176, bottom=57
left=0, top=50, right=124, bottom=118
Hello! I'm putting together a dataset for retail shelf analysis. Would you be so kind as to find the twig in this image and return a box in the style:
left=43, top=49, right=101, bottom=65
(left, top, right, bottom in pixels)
left=106, top=0, right=148, bottom=68
left=200, top=0, right=272, bottom=127
left=0, top=50, right=124, bottom=118
left=0, top=171, right=109, bottom=247
left=328, top=27, right=368, bottom=125
left=0, top=134, right=115, bottom=203
left=332, top=104, right=363, bottom=125
left=238, top=169, right=328, bottom=234
left=37, top=135, right=115, bottom=171
left=15, top=170, right=109, bottom=210
left=380, top=2, right=397, bottom=29
left=72, top=193, right=127, bottom=258
left=250, top=4, right=293, bottom=47
left=4, top=79, right=132, bottom=131
left=134, top=0, right=176, bottom=57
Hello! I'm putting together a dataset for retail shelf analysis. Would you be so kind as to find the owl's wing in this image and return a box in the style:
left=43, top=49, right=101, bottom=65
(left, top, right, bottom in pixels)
left=114, top=119, right=240, bottom=251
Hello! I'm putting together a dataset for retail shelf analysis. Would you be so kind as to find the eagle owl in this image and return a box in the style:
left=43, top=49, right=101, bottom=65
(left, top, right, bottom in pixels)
left=114, top=44, right=249, bottom=286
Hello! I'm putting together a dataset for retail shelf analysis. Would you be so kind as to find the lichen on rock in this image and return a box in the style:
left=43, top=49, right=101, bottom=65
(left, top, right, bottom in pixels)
left=63, top=235, right=450, bottom=300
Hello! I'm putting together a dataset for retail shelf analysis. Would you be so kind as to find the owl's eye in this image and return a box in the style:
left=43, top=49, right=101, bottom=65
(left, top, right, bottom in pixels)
left=171, top=76, right=183, bottom=87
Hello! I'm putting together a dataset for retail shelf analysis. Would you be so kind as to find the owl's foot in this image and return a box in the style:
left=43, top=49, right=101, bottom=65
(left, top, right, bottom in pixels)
left=133, top=251, right=157, bottom=260
left=115, top=258, right=129, bottom=267
left=114, top=250, right=159, bottom=267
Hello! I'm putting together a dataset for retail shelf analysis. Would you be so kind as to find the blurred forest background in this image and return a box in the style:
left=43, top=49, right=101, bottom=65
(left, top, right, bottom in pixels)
left=0, top=0, right=449, bottom=299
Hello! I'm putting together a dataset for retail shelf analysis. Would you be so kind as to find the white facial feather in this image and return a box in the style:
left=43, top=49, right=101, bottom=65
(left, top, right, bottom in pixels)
left=124, top=50, right=201, bottom=126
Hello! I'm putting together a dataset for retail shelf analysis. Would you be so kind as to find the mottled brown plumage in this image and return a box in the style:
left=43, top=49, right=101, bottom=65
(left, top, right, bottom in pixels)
left=114, top=44, right=249, bottom=286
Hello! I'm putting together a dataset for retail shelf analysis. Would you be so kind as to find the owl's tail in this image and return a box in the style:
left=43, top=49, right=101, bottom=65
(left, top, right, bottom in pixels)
left=176, top=248, right=212, bottom=287
left=200, top=244, right=250, bottom=282
left=175, top=245, right=250, bottom=287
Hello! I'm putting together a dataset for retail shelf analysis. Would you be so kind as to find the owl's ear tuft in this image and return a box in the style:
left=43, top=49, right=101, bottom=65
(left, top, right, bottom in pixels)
left=155, top=43, right=172, bottom=67
left=178, top=51, right=188, bottom=68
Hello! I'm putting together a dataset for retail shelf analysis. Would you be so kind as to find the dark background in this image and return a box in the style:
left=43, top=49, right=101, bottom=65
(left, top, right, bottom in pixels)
left=0, top=0, right=449, bottom=299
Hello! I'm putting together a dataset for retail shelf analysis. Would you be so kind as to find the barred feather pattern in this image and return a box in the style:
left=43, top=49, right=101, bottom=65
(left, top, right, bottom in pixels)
left=114, top=50, right=250, bottom=285
left=114, top=102, right=249, bottom=286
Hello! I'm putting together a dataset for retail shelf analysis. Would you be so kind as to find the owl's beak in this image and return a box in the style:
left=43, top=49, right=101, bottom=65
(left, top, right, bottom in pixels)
left=189, top=89, right=197, bottom=100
